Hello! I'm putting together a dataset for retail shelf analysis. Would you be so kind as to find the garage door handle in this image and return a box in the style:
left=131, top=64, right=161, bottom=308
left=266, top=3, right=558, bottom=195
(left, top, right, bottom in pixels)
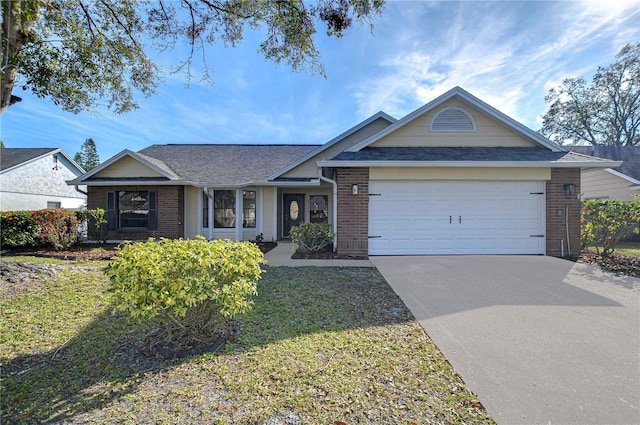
left=459, top=215, right=462, bottom=224
left=449, top=215, right=452, bottom=224
left=530, top=235, right=544, bottom=238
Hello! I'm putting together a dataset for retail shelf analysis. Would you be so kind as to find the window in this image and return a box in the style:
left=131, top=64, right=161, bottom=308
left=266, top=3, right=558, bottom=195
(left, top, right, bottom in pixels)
left=243, top=190, right=256, bottom=228
left=202, top=192, right=209, bottom=228
left=47, top=201, right=61, bottom=209
left=310, top=195, right=328, bottom=223
left=106, top=191, right=157, bottom=231
left=119, top=191, right=150, bottom=228
left=214, top=190, right=235, bottom=228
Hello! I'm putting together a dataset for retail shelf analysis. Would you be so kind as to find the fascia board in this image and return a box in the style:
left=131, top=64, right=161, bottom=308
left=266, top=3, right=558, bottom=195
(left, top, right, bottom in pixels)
left=1, top=148, right=62, bottom=174
left=605, top=168, right=640, bottom=185
left=316, top=160, right=623, bottom=168
left=69, top=149, right=177, bottom=184
left=67, top=180, right=188, bottom=186
left=346, top=86, right=563, bottom=153
left=266, top=112, right=396, bottom=180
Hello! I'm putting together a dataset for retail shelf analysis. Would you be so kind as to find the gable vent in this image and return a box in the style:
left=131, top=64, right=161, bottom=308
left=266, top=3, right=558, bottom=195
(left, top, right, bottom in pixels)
left=430, top=107, right=476, bottom=131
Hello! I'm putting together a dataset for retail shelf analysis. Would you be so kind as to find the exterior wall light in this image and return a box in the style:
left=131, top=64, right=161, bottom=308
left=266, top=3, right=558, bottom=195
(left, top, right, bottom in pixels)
left=564, top=184, right=575, bottom=196
left=351, top=184, right=359, bottom=195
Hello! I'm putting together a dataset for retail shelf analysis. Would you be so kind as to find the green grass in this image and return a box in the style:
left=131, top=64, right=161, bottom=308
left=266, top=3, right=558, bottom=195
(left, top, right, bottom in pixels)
left=613, top=242, right=640, bottom=257
left=1, top=259, right=494, bottom=424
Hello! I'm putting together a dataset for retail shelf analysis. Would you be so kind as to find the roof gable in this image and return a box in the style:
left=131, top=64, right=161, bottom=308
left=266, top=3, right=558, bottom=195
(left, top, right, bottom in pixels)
left=566, top=146, right=640, bottom=181
left=272, top=112, right=396, bottom=180
left=1, top=148, right=84, bottom=174
left=72, top=149, right=180, bottom=184
left=347, top=87, right=563, bottom=153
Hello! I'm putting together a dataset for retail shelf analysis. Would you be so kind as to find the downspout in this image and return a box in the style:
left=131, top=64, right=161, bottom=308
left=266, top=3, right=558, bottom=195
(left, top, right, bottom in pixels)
left=318, top=167, right=338, bottom=252
left=74, top=185, right=87, bottom=196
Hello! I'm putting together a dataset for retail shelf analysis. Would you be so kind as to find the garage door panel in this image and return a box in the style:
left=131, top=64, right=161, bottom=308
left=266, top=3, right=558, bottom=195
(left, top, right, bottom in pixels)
left=368, top=180, right=545, bottom=255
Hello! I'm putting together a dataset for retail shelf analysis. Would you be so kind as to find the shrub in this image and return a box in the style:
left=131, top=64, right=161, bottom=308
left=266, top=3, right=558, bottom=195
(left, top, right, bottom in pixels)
left=31, top=209, right=80, bottom=250
left=106, top=237, right=266, bottom=350
left=76, top=208, right=107, bottom=243
left=290, top=222, right=335, bottom=252
left=0, top=209, right=80, bottom=250
left=0, top=211, right=39, bottom=248
left=581, top=199, right=640, bottom=256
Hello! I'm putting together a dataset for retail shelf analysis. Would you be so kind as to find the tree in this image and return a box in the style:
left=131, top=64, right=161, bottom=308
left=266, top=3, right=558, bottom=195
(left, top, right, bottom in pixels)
left=540, top=42, right=640, bottom=146
left=0, top=140, right=5, bottom=148
left=74, top=137, right=100, bottom=171
left=1, top=0, right=384, bottom=115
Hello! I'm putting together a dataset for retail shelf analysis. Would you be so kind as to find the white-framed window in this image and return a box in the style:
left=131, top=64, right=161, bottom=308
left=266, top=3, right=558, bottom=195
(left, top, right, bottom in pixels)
left=214, top=190, right=235, bottom=228
left=243, top=190, right=256, bottom=228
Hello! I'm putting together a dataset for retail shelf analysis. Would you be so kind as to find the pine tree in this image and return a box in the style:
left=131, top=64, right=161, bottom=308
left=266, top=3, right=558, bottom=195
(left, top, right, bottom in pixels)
left=75, top=138, right=100, bottom=171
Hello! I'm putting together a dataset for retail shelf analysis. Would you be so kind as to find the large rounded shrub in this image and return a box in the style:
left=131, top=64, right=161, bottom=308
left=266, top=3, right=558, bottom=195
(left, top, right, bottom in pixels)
left=106, top=237, right=265, bottom=351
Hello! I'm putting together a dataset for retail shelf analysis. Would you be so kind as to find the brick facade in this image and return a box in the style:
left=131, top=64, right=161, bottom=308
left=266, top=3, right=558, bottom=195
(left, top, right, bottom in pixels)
left=546, top=168, right=581, bottom=257
left=88, top=185, right=184, bottom=240
left=336, top=168, right=369, bottom=257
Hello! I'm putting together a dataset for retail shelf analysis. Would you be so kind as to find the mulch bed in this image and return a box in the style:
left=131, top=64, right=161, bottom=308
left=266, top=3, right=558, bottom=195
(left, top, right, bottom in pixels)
left=1, top=241, right=278, bottom=262
left=577, top=250, right=640, bottom=278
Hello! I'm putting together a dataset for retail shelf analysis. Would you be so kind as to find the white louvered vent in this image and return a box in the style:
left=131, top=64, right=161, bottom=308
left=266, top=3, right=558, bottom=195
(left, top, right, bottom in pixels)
left=430, top=107, right=476, bottom=131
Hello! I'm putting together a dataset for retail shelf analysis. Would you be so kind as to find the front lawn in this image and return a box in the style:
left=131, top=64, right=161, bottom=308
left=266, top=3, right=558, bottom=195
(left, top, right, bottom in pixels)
left=612, top=241, right=640, bottom=257
left=1, top=258, right=494, bottom=424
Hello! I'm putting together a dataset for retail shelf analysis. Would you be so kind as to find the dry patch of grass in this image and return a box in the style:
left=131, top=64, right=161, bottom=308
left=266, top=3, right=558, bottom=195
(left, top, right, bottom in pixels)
left=1, top=259, right=494, bottom=424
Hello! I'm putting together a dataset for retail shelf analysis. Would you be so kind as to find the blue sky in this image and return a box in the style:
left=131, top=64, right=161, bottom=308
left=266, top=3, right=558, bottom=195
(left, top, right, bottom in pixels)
left=1, top=0, right=638, bottom=163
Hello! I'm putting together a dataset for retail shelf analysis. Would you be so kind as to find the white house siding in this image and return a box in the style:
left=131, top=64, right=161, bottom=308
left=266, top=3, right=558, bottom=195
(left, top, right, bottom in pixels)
left=0, top=154, right=86, bottom=211
left=581, top=169, right=639, bottom=201
left=372, top=98, right=535, bottom=148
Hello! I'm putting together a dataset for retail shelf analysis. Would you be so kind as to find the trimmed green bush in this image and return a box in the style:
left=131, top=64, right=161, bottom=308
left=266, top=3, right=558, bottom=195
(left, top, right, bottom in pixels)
left=290, top=222, right=335, bottom=252
left=581, top=199, right=640, bottom=256
left=106, top=237, right=266, bottom=349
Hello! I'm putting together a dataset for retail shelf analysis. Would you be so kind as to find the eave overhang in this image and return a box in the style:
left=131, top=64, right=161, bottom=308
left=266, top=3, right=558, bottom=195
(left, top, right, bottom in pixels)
left=316, top=160, right=623, bottom=168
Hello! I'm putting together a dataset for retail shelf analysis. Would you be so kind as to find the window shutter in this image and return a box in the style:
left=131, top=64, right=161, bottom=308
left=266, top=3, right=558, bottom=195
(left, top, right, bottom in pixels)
left=148, top=191, right=157, bottom=230
left=106, top=191, right=116, bottom=230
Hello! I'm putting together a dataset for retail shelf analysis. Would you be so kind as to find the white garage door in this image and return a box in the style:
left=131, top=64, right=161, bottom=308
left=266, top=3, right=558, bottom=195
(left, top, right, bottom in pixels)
left=368, top=180, right=545, bottom=255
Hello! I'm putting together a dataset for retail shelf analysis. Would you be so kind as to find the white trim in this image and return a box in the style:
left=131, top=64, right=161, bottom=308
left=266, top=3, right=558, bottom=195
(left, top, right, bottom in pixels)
left=266, top=112, right=396, bottom=181
left=3, top=148, right=85, bottom=176
left=67, top=149, right=179, bottom=184
left=316, top=160, right=622, bottom=168
left=272, top=189, right=278, bottom=241
left=347, top=86, right=563, bottom=153
left=604, top=168, right=640, bottom=185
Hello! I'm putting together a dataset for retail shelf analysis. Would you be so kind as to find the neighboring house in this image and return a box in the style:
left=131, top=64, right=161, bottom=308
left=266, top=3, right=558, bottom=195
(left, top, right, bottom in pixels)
left=68, top=87, right=619, bottom=258
left=1, top=148, right=87, bottom=211
left=566, top=146, right=640, bottom=201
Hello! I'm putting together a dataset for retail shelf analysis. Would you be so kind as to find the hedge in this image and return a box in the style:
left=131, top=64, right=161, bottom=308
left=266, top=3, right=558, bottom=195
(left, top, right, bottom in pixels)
left=0, top=209, right=81, bottom=250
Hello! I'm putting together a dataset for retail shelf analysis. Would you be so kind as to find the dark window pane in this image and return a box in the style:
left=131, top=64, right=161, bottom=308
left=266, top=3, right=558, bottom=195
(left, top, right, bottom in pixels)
left=243, top=190, right=256, bottom=228
left=214, top=190, right=235, bottom=228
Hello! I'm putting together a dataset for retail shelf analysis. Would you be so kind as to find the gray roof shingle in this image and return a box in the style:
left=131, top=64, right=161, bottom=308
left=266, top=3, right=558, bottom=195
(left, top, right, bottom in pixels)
left=567, top=146, right=640, bottom=181
left=331, top=147, right=615, bottom=163
left=138, top=144, right=320, bottom=185
left=1, top=148, right=57, bottom=171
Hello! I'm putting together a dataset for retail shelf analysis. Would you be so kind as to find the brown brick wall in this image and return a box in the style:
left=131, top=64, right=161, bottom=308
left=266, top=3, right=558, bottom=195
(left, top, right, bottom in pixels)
left=88, top=185, right=184, bottom=240
left=546, top=168, right=581, bottom=257
left=336, top=168, right=369, bottom=257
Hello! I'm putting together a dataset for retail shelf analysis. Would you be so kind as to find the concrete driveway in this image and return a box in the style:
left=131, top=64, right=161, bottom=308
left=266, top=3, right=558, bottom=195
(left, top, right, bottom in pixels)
left=370, top=255, right=640, bottom=425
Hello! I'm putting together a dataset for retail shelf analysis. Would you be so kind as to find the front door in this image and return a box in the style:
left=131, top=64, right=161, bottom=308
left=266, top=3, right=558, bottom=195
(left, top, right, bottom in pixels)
left=283, top=193, right=304, bottom=238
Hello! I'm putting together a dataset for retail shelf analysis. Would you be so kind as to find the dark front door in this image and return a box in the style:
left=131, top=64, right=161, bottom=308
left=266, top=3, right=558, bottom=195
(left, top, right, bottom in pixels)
left=283, top=193, right=304, bottom=238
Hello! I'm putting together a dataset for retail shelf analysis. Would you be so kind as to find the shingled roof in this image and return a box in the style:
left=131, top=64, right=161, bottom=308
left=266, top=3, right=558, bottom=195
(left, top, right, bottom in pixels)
left=0, top=148, right=58, bottom=172
left=330, top=147, right=618, bottom=165
left=138, top=144, right=320, bottom=185
left=566, top=146, right=640, bottom=181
